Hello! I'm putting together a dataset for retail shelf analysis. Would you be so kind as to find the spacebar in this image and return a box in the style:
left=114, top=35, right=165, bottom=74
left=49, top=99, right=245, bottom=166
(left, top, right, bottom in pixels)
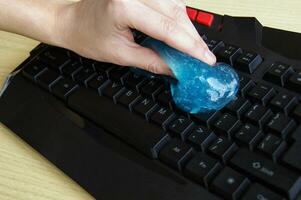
left=68, top=88, right=170, bottom=159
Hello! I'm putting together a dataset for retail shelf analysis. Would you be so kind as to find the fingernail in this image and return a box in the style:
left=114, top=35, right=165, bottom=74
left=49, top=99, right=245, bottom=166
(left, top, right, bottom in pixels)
left=204, top=50, right=216, bottom=65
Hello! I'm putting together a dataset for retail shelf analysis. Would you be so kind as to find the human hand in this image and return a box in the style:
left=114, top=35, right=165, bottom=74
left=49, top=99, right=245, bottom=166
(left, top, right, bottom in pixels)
left=57, top=0, right=216, bottom=75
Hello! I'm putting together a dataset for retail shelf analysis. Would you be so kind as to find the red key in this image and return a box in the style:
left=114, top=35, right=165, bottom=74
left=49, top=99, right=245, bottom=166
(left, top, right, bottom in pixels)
left=186, top=7, right=198, bottom=21
left=196, top=11, right=214, bottom=27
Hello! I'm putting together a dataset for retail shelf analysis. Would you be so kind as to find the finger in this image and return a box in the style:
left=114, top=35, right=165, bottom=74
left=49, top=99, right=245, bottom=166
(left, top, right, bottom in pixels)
left=114, top=42, right=172, bottom=76
left=140, top=0, right=201, bottom=41
left=125, top=2, right=216, bottom=65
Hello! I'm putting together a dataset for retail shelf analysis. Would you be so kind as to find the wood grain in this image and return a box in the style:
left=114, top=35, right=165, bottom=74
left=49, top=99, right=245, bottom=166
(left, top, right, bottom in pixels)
left=0, top=1, right=300, bottom=199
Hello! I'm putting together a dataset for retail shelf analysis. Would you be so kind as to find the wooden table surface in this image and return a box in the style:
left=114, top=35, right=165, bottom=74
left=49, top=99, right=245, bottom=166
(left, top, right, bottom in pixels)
left=0, top=1, right=300, bottom=199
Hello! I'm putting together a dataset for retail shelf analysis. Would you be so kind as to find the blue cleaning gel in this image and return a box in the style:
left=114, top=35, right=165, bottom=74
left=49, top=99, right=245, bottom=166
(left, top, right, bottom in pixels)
left=139, top=38, right=239, bottom=114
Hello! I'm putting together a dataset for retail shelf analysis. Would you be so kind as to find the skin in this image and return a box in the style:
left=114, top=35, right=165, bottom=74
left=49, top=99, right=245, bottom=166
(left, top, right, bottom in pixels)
left=0, top=0, right=216, bottom=76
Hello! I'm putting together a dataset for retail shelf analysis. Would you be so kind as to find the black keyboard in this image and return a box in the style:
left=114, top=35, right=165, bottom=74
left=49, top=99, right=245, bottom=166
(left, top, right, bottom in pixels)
left=2, top=7, right=301, bottom=200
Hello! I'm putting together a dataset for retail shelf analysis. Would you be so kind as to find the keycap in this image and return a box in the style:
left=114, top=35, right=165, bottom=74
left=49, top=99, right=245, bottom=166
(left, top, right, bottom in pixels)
left=224, top=97, right=251, bottom=118
left=206, top=39, right=225, bottom=53
left=68, top=88, right=170, bottom=158
left=36, top=69, right=61, bottom=91
left=108, top=67, right=130, bottom=84
left=293, top=104, right=301, bottom=122
left=80, top=58, right=94, bottom=68
left=39, top=48, right=70, bottom=70
left=102, top=82, right=125, bottom=101
left=196, top=11, right=214, bottom=27
left=234, top=124, right=262, bottom=150
left=186, top=7, right=198, bottom=21
left=22, top=61, right=47, bottom=81
left=282, top=142, right=301, bottom=172
left=208, top=137, right=238, bottom=163
left=266, top=113, right=296, bottom=138
left=211, top=167, right=250, bottom=200
left=235, top=51, right=262, bottom=74
left=214, top=113, right=241, bottom=138
left=93, top=62, right=114, bottom=75
left=193, top=111, right=221, bottom=128
left=230, top=148, right=301, bottom=199
left=141, top=79, right=164, bottom=100
left=159, top=138, right=194, bottom=171
left=117, top=89, right=141, bottom=110
left=287, top=72, right=301, bottom=93
left=264, top=62, right=293, bottom=86
left=242, top=183, right=285, bottom=200
left=87, top=73, right=109, bottom=92
left=168, top=116, right=194, bottom=140
left=216, top=45, right=242, bottom=66
left=238, top=74, right=254, bottom=96
left=184, top=153, right=221, bottom=187
left=124, top=73, right=147, bottom=92
left=291, top=125, right=301, bottom=142
left=157, top=89, right=173, bottom=107
left=150, top=106, right=175, bottom=129
left=52, top=78, right=79, bottom=100
left=73, top=67, right=96, bottom=85
left=257, top=134, right=286, bottom=161
left=61, top=60, right=82, bottom=77
left=187, top=126, right=216, bottom=151
left=244, top=104, right=273, bottom=128
left=270, top=92, right=298, bottom=115
left=247, top=84, right=276, bottom=106
left=133, top=97, right=158, bottom=120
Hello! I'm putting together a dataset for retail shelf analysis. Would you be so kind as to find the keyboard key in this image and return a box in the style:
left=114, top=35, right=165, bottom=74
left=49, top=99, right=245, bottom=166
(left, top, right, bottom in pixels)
left=216, top=45, right=242, bottom=66
left=238, top=74, right=254, bottom=96
left=244, top=104, right=273, bottom=128
left=141, top=79, right=164, bottom=100
left=206, top=39, right=225, bottom=53
left=193, top=111, right=221, bottom=128
left=282, top=143, right=301, bottom=172
left=266, top=113, right=296, bottom=138
left=291, top=125, right=301, bottom=142
left=150, top=106, right=175, bottom=129
left=74, top=67, right=96, bottom=85
left=108, top=67, right=130, bottom=84
left=230, top=149, right=301, bottom=199
left=93, top=62, right=114, bottom=75
left=159, top=138, right=194, bottom=171
left=22, top=61, right=47, bottom=81
left=208, top=137, right=238, bottom=163
left=117, top=89, right=141, bottom=110
left=184, top=153, right=221, bottom=188
left=187, top=126, right=216, bottom=151
left=87, top=73, right=109, bottom=92
left=235, top=51, right=262, bottom=74
left=186, top=7, right=198, bottom=21
left=214, top=113, right=241, bottom=138
left=293, top=104, right=301, bottom=122
left=196, top=11, right=214, bottom=27
left=68, top=88, right=170, bottom=158
left=80, top=58, right=94, bottom=68
left=234, top=124, right=262, bottom=150
left=224, top=97, right=251, bottom=118
left=242, top=183, right=284, bottom=200
left=36, top=69, right=61, bottom=91
left=133, top=97, right=158, bottom=120
left=102, top=82, right=125, bottom=101
left=157, top=89, right=173, bottom=107
left=247, top=84, right=276, bottom=106
left=287, top=72, right=301, bottom=93
left=39, top=48, right=70, bottom=70
left=168, top=116, right=194, bottom=140
left=52, top=78, right=79, bottom=100
left=124, top=73, right=147, bottom=92
left=257, top=134, right=286, bottom=161
left=270, top=92, right=298, bottom=115
left=61, top=60, right=82, bottom=77
left=211, top=167, right=250, bottom=200
left=264, top=62, right=293, bottom=86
